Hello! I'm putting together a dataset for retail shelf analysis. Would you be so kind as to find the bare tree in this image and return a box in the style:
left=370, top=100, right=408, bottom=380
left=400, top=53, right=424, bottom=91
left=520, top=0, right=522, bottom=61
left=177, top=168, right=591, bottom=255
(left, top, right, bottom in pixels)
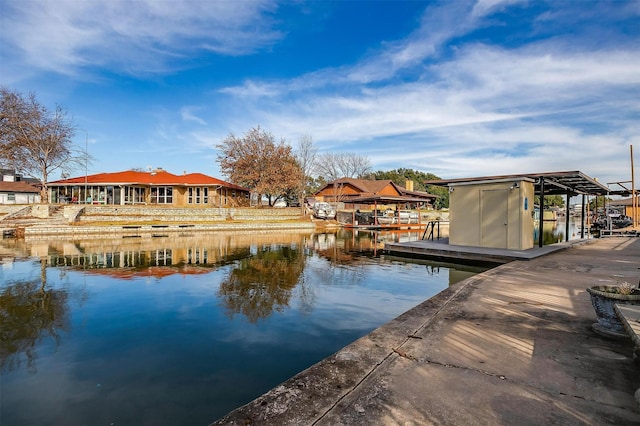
left=342, top=152, right=372, bottom=179
left=294, top=134, right=317, bottom=211
left=316, top=152, right=372, bottom=181
left=315, top=152, right=372, bottom=202
left=1, top=88, right=90, bottom=202
left=216, top=126, right=302, bottom=206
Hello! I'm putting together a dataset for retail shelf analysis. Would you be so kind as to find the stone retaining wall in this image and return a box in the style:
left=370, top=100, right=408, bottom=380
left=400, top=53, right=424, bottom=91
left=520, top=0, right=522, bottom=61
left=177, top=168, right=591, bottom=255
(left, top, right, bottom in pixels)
left=77, top=215, right=228, bottom=223
left=24, top=221, right=316, bottom=239
left=77, top=205, right=304, bottom=223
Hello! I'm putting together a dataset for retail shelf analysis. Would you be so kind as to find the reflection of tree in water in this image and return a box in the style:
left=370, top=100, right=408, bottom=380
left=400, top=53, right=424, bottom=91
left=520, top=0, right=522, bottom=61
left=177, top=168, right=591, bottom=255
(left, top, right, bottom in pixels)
left=0, top=260, right=69, bottom=373
left=309, top=232, right=367, bottom=288
left=534, top=227, right=565, bottom=245
left=218, top=245, right=305, bottom=323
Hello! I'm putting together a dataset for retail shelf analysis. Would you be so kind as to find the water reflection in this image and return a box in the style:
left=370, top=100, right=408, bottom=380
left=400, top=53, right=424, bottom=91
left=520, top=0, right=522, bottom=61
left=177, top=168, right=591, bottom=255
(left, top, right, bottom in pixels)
left=534, top=217, right=592, bottom=245
left=0, top=261, right=69, bottom=373
left=0, top=230, right=488, bottom=425
left=219, top=245, right=306, bottom=323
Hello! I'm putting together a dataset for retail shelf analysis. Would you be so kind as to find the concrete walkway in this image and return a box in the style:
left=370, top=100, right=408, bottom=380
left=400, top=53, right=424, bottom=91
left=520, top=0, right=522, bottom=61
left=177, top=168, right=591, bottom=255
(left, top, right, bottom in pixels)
left=213, top=237, right=640, bottom=425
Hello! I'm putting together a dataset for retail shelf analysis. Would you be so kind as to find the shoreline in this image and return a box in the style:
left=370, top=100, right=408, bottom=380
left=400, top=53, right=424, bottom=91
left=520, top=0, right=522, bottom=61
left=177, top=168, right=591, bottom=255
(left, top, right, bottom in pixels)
left=212, top=237, right=640, bottom=425
left=0, top=205, right=334, bottom=238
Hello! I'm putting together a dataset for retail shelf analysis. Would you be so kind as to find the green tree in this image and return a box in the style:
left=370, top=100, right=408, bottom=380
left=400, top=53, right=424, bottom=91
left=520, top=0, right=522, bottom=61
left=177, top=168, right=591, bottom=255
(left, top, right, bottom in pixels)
left=534, top=195, right=565, bottom=208
left=589, top=196, right=613, bottom=212
left=306, top=175, right=326, bottom=197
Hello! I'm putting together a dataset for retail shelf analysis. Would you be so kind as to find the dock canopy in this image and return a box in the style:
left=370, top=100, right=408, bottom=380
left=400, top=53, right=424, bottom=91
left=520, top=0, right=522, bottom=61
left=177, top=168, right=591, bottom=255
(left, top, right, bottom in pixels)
left=425, top=171, right=609, bottom=196
left=345, top=195, right=435, bottom=205
left=425, top=170, right=610, bottom=248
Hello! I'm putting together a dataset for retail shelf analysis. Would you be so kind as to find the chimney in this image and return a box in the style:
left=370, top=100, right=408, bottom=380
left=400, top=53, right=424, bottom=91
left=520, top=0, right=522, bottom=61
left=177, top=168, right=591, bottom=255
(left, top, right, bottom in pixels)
left=405, top=180, right=414, bottom=192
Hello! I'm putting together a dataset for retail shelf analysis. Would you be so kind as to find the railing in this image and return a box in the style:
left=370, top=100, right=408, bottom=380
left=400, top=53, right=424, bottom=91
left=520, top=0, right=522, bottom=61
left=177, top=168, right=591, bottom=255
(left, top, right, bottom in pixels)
left=422, top=220, right=449, bottom=240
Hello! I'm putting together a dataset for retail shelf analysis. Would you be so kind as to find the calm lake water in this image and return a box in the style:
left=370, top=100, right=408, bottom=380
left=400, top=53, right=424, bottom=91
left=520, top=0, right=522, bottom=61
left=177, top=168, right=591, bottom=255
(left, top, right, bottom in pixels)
left=0, top=229, right=488, bottom=426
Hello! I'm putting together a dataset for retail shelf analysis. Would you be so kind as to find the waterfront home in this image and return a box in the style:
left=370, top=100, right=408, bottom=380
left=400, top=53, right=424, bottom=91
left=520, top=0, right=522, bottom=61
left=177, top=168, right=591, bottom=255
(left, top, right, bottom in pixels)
left=314, top=178, right=436, bottom=207
left=0, top=169, right=41, bottom=204
left=47, top=168, right=251, bottom=207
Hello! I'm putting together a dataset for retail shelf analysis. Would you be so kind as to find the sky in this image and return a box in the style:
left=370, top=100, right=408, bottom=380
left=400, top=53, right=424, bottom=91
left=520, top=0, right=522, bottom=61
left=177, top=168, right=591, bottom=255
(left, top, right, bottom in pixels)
left=1, top=0, right=639, bottom=188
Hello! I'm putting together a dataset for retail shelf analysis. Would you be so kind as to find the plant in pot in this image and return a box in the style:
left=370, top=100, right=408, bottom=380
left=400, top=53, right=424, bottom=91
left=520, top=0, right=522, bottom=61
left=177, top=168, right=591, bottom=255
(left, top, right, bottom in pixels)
left=587, top=281, right=640, bottom=338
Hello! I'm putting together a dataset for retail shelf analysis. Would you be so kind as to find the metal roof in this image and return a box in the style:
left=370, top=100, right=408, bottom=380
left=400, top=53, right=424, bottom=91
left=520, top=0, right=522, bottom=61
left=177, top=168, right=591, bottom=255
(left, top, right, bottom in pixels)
left=343, top=195, right=435, bottom=205
left=425, top=171, right=610, bottom=196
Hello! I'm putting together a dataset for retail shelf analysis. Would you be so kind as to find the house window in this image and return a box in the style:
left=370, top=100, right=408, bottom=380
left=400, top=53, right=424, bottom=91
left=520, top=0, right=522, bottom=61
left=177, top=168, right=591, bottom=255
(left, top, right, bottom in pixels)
left=7, top=193, right=15, bottom=202
left=135, top=188, right=145, bottom=203
left=125, top=187, right=146, bottom=204
left=188, top=187, right=210, bottom=204
left=151, top=186, right=173, bottom=204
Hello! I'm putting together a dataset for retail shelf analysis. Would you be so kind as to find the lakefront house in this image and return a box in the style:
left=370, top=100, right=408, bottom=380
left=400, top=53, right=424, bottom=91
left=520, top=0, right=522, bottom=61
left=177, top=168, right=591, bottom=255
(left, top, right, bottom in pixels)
left=314, top=178, right=436, bottom=207
left=0, top=169, right=41, bottom=204
left=47, top=168, right=251, bottom=207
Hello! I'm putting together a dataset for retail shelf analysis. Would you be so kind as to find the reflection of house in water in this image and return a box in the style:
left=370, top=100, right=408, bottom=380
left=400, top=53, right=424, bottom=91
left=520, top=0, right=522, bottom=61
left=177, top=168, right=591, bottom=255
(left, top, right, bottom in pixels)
left=19, top=231, right=313, bottom=279
left=47, top=247, right=235, bottom=280
left=308, top=229, right=424, bottom=262
left=45, top=243, right=250, bottom=280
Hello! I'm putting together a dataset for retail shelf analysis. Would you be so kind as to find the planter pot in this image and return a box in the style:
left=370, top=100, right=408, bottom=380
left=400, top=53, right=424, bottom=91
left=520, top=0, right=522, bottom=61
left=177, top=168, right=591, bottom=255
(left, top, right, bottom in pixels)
left=587, top=286, right=640, bottom=338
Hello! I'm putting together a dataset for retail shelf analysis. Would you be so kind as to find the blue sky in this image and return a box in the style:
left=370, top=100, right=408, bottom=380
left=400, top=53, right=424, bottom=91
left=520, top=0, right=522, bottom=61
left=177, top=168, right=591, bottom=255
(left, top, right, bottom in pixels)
left=2, top=0, right=639, bottom=187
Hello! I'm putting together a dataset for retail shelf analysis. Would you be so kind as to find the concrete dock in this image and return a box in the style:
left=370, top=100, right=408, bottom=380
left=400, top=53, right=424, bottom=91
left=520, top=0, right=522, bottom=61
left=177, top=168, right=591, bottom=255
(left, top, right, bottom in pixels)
left=213, top=237, right=640, bottom=425
left=383, top=237, right=582, bottom=264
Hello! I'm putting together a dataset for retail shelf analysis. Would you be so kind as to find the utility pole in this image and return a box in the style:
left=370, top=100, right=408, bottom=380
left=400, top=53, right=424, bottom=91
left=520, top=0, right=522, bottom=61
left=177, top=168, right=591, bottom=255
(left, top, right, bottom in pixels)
left=85, top=132, right=88, bottom=203
left=632, top=145, right=637, bottom=228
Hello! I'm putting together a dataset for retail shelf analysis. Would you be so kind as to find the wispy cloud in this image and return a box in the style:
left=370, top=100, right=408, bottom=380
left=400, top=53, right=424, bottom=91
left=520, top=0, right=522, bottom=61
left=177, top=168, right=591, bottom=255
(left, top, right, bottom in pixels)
left=1, top=0, right=281, bottom=78
left=4, top=0, right=638, bottom=184
left=471, top=0, right=526, bottom=18
left=221, top=45, right=639, bottom=142
left=220, top=1, right=480, bottom=97
left=180, top=107, right=207, bottom=126
left=210, top=1, right=640, bottom=182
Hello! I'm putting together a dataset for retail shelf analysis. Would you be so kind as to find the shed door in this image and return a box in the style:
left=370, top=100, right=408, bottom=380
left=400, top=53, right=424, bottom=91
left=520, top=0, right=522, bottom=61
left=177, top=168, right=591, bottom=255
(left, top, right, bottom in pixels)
left=481, top=189, right=508, bottom=249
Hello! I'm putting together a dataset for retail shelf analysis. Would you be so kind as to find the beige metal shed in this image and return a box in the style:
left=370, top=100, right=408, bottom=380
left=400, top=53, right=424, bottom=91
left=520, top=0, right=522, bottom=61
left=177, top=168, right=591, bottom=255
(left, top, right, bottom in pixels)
left=427, top=171, right=610, bottom=250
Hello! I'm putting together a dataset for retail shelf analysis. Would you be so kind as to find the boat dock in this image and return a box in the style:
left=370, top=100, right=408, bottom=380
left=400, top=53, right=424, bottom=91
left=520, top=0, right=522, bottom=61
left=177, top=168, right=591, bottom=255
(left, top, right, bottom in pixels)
left=213, top=237, right=640, bottom=425
left=383, top=237, right=588, bottom=265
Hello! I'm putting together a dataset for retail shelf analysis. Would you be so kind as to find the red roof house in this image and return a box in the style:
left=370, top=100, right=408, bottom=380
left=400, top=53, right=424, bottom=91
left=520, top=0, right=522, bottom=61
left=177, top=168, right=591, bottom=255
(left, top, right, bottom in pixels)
left=47, top=168, right=250, bottom=207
